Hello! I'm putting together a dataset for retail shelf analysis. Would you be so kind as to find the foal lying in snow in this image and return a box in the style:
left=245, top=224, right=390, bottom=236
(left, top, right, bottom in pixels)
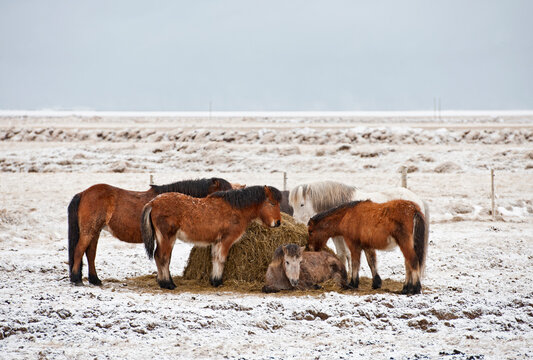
left=262, top=244, right=348, bottom=293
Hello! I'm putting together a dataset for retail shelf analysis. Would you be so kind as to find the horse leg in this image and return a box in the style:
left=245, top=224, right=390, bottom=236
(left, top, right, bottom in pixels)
left=332, top=236, right=352, bottom=280
left=153, top=235, right=176, bottom=290
left=346, top=243, right=362, bottom=289
left=70, top=231, right=99, bottom=285
left=210, top=241, right=227, bottom=287
left=364, top=249, right=382, bottom=289
left=399, top=243, right=421, bottom=295
left=210, top=234, right=240, bottom=287
left=85, top=237, right=102, bottom=286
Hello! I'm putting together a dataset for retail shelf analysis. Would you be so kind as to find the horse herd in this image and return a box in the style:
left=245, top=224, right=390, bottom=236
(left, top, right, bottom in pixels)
left=68, top=177, right=429, bottom=295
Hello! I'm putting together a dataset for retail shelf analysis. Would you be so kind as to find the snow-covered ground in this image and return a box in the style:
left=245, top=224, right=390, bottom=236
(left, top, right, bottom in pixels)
left=0, top=113, right=532, bottom=359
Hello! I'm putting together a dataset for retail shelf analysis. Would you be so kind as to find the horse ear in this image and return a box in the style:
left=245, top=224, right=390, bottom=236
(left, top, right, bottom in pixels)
left=264, top=185, right=272, bottom=197
left=213, top=179, right=220, bottom=188
left=300, top=246, right=306, bottom=254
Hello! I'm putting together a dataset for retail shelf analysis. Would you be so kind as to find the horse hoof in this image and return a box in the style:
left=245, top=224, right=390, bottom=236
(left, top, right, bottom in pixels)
left=73, top=280, right=84, bottom=286
left=158, top=280, right=176, bottom=290
left=412, top=282, right=422, bottom=294
left=261, top=286, right=279, bottom=293
left=349, top=278, right=359, bottom=289
left=210, top=277, right=223, bottom=287
left=89, top=275, right=102, bottom=286
left=372, top=275, right=382, bottom=289
left=402, top=283, right=414, bottom=295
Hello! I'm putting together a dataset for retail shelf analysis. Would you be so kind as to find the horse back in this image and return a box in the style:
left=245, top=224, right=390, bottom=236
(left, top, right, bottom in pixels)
left=341, top=200, right=420, bottom=247
left=149, top=193, right=237, bottom=244
left=300, top=251, right=345, bottom=284
left=78, top=184, right=155, bottom=243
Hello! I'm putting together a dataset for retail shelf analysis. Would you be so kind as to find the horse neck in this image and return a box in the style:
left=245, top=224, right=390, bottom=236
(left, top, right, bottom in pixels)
left=318, top=211, right=344, bottom=236
left=231, top=202, right=264, bottom=223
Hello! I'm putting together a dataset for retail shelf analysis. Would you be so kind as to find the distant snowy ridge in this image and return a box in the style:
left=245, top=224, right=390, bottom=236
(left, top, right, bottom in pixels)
left=1, top=109, right=533, bottom=120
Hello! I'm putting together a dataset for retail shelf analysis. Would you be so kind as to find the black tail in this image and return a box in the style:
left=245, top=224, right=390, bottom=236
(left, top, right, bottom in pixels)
left=68, top=193, right=82, bottom=278
left=141, top=204, right=155, bottom=259
left=413, top=210, right=427, bottom=273
left=422, top=200, right=430, bottom=276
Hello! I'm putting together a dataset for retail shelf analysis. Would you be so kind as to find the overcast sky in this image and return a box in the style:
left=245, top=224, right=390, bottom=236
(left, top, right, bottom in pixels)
left=1, top=1, right=532, bottom=111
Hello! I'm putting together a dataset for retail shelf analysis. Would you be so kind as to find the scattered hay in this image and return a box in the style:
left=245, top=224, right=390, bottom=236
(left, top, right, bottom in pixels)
left=182, top=212, right=307, bottom=283
left=118, top=213, right=423, bottom=296
left=119, top=274, right=409, bottom=296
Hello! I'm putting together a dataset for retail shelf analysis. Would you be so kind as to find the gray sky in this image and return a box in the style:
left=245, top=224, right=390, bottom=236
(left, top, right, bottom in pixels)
left=1, top=0, right=532, bottom=111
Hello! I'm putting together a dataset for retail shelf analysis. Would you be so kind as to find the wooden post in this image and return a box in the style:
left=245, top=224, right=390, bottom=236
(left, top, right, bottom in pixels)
left=150, top=174, right=154, bottom=185
left=491, top=169, right=495, bottom=221
left=283, top=172, right=287, bottom=191
left=401, top=166, right=407, bottom=188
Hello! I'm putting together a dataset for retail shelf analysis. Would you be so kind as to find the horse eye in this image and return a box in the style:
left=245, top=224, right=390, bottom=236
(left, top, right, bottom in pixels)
left=285, top=261, right=289, bottom=265
left=300, top=204, right=304, bottom=207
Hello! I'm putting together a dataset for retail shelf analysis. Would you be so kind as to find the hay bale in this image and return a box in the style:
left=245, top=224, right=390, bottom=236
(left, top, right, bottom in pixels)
left=182, top=212, right=308, bottom=283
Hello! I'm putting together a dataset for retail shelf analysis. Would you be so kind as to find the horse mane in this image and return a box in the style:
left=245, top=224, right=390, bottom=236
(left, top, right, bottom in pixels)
left=150, top=177, right=231, bottom=197
left=209, top=185, right=282, bottom=209
left=271, top=245, right=285, bottom=261
left=309, top=200, right=369, bottom=224
left=291, top=181, right=356, bottom=212
left=283, top=244, right=302, bottom=257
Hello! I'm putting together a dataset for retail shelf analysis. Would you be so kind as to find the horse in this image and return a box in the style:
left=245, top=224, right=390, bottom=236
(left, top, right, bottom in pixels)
left=280, top=190, right=294, bottom=216
left=67, top=177, right=233, bottom=286
left=289, top=180, right=430, bottom=289
left=141, top=185, right=282, bottom=289
left=262, top=244, right=348, bottom=293
left=231, top=187, right=292, bottom=215
left=307, top=199, right=428, bottom=295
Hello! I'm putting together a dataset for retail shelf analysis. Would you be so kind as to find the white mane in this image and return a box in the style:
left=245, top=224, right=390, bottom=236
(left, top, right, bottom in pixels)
left=289, top=180, right=356, bottom=213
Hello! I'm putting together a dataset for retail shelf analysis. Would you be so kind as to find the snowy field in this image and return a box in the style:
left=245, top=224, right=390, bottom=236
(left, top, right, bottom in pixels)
left=0, top=112, right=532, bottom=359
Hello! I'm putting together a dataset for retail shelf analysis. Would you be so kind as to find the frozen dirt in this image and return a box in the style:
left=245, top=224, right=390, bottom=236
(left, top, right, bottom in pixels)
left=0, top=112, right=532, bottom=359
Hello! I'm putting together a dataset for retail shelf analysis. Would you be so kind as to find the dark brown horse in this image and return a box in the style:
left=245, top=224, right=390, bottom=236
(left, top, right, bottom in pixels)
left=280, top=190, right=294, bottom=216
left=68, top=177, right=232, bottom=285
left=141, top=185, right=282, bottom=289
left=307, top=199, right=427, bottom=295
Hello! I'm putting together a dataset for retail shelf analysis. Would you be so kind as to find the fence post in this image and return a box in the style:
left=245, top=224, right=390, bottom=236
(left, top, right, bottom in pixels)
left=401, top=166, right=407, bottom=188
left=150, top=174, right=154, bottom=185
left=491, top=169, right=495, bottom=221
left=283, top=172, right=287, bottom=191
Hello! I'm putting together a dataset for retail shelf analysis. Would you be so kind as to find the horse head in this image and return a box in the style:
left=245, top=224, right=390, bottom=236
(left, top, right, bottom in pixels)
left=209, top=178, right=233, bottom=193
left=231, top=183, right=246, bottom=190
left=289, top=185, right=315, bottom=225
left=258, top=185, right=282, bottom=228
left=306, top=217, right=330, bottom=252
left=281, top=244, right=303, bottom=287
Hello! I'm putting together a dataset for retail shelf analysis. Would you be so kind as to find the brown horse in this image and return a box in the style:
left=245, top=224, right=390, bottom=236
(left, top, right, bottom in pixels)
left=262, top=244, right=348, bottom=293
left=141, top=185, right=282, bottom=289
left=307, top=199, right=427, bottom=295
left=68, top=177, right=233, bottom=286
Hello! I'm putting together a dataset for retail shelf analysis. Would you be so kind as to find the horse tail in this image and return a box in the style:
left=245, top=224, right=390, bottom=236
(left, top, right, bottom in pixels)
left=413, top=209, right=427, bottom=275
left=141, top=204, right=155, bottom=259
left=422, top=200, right=430, bottom=276
left=68, top=193, right=82, bottom=276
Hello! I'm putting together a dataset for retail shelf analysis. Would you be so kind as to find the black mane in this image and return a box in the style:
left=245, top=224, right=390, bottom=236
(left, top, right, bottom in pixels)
left=150, top=177, right=232, bottom=198
left=209, top=185, right=282, bottom=209
left=309, top=200, right=370, bottom=224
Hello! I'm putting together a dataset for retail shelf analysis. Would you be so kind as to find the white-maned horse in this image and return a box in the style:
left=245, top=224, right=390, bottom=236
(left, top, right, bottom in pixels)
left=289, top=180, right=430, bottom=289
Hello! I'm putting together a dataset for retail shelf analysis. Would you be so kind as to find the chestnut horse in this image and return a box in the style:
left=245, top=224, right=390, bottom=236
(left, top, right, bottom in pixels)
left=141, top=185, right=282, bottom=289
left=307, top=199, right=427, bottom=295
left=68, top=177, right=232, bottom=285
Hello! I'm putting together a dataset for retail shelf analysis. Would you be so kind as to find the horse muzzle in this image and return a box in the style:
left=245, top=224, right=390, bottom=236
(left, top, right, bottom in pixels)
left=289, top=279, right=299, bottom=287
left=271, top=220, right=281, bottom=228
